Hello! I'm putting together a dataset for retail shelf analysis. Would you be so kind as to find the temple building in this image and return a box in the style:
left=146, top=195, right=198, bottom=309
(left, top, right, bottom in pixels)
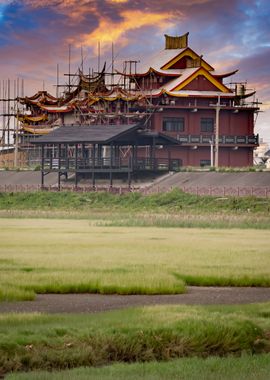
left=18, top=33, right=259, bottom=184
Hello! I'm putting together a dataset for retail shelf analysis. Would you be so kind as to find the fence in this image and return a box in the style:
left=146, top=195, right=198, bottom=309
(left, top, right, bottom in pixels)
left=0, top=184, right=270, bottom=197
left=144, top=186, right=270, bottom=198
left=0, top=184, right=139, bottom=194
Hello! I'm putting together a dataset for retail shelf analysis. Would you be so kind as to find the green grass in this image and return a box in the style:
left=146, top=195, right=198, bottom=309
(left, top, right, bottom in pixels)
left=1, top=303, right=270, bottom=375
left=6, top=354, right=270, bottom=380
left=1, top=189, right=269, bottom=229
left=0, top=219, right=270, bottom=300
left=0, top=188, right=270, bottom=214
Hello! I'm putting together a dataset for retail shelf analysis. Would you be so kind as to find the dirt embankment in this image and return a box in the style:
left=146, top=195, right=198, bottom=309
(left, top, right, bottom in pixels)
left=148, top=172, right=270, bottom=192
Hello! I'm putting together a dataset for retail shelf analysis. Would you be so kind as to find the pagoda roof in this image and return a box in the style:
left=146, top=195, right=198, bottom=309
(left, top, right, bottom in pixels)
left=136, top=48, right=186, bottom=73
left=115, top=67, right=182, bottom=77
left=131, top=46, right=214, bottom=75
left=140, top=66, right=232, bottom=95
left=19, top=91, right=59, bottom=106
left=38, top=104, right=75, bottom=113
left=212, top=69, right=239, bottom=79
left=146, top=88, right=235, bottom=98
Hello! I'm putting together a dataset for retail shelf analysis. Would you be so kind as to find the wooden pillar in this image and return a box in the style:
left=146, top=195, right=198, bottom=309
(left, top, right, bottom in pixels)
left=58, top=144, right=61, bottom=191
left=41, top=144, right=45, bottom=188
left=65, top=144, right=68, bottom=179
left=167, top=146, right=171, bottom=171
left=92, top=144, right=96, bottom=187
left=152, top=136, right=156, bottom=170
left=133, top=144, right=135, bottom=169
left=97, top=144, right=102, bottom=165
left=109, top=142, right=113, bottom=187
left=93, top=144, right=96, bottom=165
left=75, top=143, right=78, bottom=187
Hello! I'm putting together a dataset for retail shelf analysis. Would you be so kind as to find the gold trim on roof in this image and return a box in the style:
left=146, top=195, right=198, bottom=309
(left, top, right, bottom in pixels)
left=164, top=33, right=189, bottom=49
left=172, top=67, right=231, bottom=93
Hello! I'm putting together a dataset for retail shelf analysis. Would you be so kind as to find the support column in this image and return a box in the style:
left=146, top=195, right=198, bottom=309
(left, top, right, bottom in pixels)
left=109, top=142, right=113, bottom=187
left=58, top=144, right=61, bottom=191
left=75, top=143, right=78, bottom=187
left=65, top=144, right=68, bottom=179
left=41, top=145, right=45, bottom=188
left=92, top=144, right=96, bottom=187
left=152, top=136, right=156, bottom=170
left=167, top=147, right=171, bottom=171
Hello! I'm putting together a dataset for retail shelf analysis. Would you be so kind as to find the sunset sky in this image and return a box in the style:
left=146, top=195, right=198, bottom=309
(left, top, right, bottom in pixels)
left=0, top=0, right=269, bottom=142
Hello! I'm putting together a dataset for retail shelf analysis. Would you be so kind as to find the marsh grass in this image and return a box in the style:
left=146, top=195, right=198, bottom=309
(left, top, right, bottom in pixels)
left=101, top=212, right=270, bottom=229
left=1, top=220, right=270, bottom=300
left=1, top=304, right=270, bottom=374
left=1, top=189, right=270, bottom=214
left=6, top=354, right=270, bottom=380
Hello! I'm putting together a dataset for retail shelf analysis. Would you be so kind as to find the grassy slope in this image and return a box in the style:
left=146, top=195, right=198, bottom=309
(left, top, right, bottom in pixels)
left=1, top=220, right=270, bottom=300
left=1, top=303, right=270, bottom=374
left=1, top=189, right=270, bottom=229
left=0, top=189, right=269, bottom=213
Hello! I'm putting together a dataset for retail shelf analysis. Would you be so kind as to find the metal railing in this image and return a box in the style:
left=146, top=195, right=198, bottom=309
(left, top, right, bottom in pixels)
left=176, top=134, right=258, bottom=145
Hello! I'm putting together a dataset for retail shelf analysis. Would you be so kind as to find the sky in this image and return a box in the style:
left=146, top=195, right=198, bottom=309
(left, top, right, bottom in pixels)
left=0, top=0, right=269, bottom=143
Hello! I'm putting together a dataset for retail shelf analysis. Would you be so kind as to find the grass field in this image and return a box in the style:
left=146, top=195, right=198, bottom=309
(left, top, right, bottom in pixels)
left=0, top=218, right=270, bottom=300
left=1, top=189, right=270, bottom=377
left=6, top=354, right=270, bottom=380
left=1, top=303, right=270, bottom=375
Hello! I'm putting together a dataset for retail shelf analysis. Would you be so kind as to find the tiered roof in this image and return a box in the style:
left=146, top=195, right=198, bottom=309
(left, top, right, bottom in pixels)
left=118, top=33, right=247, bottom=99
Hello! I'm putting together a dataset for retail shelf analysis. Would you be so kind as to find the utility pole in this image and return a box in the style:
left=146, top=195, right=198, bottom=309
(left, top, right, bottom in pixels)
left=210, top=95, right=226, bottom=168
left=14, top=107, right=19, bottom=167
left=214, top=95, right=221, bottom=168
left=209, top=139, right=214, bottom=167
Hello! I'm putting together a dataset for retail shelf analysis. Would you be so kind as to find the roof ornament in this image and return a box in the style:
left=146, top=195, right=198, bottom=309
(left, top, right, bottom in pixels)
left=164, top=32, right=189, bottom=49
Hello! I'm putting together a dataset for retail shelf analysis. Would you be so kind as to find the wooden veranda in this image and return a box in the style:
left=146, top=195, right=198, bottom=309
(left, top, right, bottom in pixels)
left=31, top=123, right=181, bottom=189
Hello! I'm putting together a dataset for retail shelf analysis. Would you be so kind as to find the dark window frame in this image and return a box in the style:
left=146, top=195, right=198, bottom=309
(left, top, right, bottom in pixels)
left=162, top=117, right=185, bottom=132
left=200, top=159, right=211, bottom=167
left=200, top=118, right=214, bottom=133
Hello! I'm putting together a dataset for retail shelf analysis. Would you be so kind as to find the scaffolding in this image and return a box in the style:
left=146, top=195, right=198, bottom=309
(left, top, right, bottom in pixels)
left=0, top=53, right=157, bottom=169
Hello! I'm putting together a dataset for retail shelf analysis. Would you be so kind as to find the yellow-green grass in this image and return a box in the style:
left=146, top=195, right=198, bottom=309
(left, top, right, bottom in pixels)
left=1, top=189, right=270, bottom=229
left=1, top=218, right=270, bottom=300
left=1, top=303, right=270, bottom=374
left=6, top=355, right=270, bottom=380
left=1, top=208, right=270, bottom=229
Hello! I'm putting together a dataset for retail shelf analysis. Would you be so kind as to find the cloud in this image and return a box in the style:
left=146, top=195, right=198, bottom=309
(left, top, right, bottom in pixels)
left=0, top=0, right=269, bottom=140
left=79, top=9, right=177, bottom=52
left=107, top=0, right=128, bottom=3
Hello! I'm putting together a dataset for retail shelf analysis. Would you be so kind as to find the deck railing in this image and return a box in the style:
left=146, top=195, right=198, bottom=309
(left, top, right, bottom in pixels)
left=42, top=157, right=180, bottom=172
left=176, top=134, right=258, bottom=145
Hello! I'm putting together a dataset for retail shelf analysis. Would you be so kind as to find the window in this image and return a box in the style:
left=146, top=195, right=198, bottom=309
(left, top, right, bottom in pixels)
left=200, top=159, right=211, bottom=167
left=163, top=117, right=184, bottom=132
left=201, top=118, right=214, bottom=132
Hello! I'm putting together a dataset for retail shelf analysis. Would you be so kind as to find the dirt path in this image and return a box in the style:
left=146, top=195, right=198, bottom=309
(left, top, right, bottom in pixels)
left=1, top=287, right=270, bottom=314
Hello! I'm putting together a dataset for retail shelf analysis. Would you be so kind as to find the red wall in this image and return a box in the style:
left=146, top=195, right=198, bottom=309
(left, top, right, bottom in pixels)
left=147, top=146, right=254, bottom=167
left=152, top=108, right=254, bottom=136
left=147, top=106, right=255, bottom=167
